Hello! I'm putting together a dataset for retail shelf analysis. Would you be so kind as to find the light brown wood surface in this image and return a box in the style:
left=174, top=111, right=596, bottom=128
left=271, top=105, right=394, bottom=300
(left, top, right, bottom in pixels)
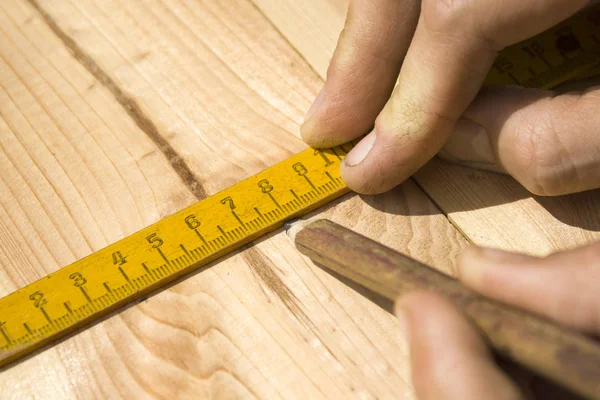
left=0, top=1, right=469, bottom=398
left=1, top=0, right=599, bottom=398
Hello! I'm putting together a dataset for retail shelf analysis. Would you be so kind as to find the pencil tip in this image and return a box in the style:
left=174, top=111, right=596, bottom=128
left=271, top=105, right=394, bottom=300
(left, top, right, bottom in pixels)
left=284, top=218, right=309, bottom=243
left=284, top=219, right=298, bottom=234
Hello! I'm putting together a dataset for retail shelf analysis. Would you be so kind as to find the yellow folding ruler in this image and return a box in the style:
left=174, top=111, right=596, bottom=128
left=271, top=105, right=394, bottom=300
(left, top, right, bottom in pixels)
left=2, top=5, right=600, bottom=368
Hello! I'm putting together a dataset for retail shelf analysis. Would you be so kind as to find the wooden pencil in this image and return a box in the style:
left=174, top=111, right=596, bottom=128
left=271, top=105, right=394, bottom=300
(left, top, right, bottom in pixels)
left=286, top=218, right=600, bottom=400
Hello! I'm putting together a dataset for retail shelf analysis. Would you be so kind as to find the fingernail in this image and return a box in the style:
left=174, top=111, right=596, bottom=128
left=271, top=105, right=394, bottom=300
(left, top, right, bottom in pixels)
left=304, top=87, right=324, bottom=123
left=343, top=130, right=376, bottom=166
left=442, top=119, right=494, bottom=164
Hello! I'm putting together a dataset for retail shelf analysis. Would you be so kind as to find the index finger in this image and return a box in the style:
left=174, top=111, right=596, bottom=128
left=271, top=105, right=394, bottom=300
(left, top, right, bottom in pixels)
left=340, top=0, right=588, bottom=194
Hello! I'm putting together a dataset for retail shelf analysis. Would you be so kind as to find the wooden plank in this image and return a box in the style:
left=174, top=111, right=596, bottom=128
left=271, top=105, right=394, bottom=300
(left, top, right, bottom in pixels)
left=0, top=0, right=468, bottom=398
left=254, top=0, right=600, bottom=255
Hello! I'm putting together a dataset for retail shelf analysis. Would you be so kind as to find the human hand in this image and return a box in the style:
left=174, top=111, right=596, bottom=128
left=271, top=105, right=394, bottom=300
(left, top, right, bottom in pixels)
left=301, top=0, right=600, bottom=196
left=394, top=242, right=600, bottom=399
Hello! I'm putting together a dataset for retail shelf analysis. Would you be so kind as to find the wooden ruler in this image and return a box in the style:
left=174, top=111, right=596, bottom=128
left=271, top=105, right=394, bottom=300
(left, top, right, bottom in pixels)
left=2, top=5, right=600, bottom=368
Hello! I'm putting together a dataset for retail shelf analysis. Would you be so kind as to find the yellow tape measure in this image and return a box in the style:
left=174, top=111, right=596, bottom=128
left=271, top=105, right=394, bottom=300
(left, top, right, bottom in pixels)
left=2, top=5, right=600, bottom=368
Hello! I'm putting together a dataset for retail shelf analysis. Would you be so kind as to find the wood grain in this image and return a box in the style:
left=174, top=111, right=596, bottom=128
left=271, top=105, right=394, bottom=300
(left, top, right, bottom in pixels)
left=0, top=0, right=468, bottom=398
left=294, top=219, right=600, bottom=400
left=254, top=0, right=600, bottom=256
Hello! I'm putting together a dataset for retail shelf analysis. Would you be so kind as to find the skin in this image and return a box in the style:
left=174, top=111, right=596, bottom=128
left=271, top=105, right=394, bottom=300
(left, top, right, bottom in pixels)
left=395, top=244, right=600, bottom=399
left=302, top=0, right=598, bottom=196
left=301, top=0, right=600, bottom=397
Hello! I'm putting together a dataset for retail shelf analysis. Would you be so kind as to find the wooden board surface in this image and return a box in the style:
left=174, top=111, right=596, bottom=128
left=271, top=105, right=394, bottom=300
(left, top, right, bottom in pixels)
left=0, top=1, right=469, bottom=398
left=255, top=0, right=600, bottom=256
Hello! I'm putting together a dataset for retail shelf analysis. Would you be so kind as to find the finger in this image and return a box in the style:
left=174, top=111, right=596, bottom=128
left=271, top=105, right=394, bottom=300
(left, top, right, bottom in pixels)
left=341, top=0, right=589, bottom=194
left=458, top=242, right=600, bottom=334
left=438, top=84, right=600, bottom=196
left=300, top=0, right=420, bottom=148
left=395, top=291, right=523, bottom=400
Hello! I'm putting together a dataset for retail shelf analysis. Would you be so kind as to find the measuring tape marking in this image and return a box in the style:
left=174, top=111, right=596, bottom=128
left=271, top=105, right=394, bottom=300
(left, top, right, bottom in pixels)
left=2, top=5, right=600, bottom=368
left=0, top=144, right=354, bottom=366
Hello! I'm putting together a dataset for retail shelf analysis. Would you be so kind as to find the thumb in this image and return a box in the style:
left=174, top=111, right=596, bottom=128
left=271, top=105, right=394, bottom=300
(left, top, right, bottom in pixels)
left=395, top=291, right=524, bottom=400
left=438, top=84, right=600, bottom=196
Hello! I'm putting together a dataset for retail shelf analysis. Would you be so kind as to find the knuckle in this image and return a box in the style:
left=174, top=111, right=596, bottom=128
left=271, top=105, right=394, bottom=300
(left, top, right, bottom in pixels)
left=508, top=107, right=573, bottom=196
left=384, top=99, right=453, bottom=144
left=421, top=0, right=475, bottom=34
left=422, top=0, right=469, bottom=23
left=421, top=0, right=504, bottom=51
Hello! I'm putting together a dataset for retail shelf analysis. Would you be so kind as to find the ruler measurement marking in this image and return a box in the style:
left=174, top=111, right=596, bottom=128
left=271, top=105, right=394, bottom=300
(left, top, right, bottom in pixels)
left=232, top=228, right=242, bottom=239
left=123, top=284, right=133, bottom=295
left=80, top=287, right=93, bottom=303
left=201, top=245, right=210, bottom=256
left=119, top=267, right=131, bottom=285
left=145, top=273, right=155, bottom=285
left=253, top=207, right=265, bottom=221
left=286, top=203, right=294, bottom=212
left=264, top=212, right=273, bottom=223
left=507, top=72, right=520, bottom=84
left=142, top=263, right=158, bottom=281
left=267, top=193, right=282, bottom=210
left=325, top=172, right=336, bottom=185
left=145, top=270, right=155, bottom=283
left=538, top=54, right=552, bottom=68
left=303, top=175, right=317, bottom=191
left=216, top=226, right=228, bottom=241
left=164, top=261, right=176, bottom=274
left=0, top=323, right=10, bottom=345
left=194, top=229, right=210, bottom=250
left=290, top=189, right=301, bottom=203
left=173, top=258, right=181, bottom=271
left=94, top=296, right=105, bottom=309
left=116, top=286, right=126, bottom=300
left=54, top=316, right=65, bottom=330
left=179, top=253, right=191, bottom=265
left=180, top=244, right=193, bottom=261
left=2, top=9, right=598, bottom=364
left=172, top=258, right=182, bottom=270
left=40, top=308, right=53, bottom=326
left=315, top=150, right=334, bottom=166
left=330, top=147, right=343, bottom=160
left=231, top=211, right=247, bottom=230
left=156, top=248, right=170, bottom=266
left=220, top=234, right=229, bottom=246
left=192, top=248, right=203, bottom=259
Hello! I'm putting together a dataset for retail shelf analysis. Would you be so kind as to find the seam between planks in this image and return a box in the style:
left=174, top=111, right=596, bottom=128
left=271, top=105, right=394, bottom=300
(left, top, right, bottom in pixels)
left=26, top=0, right=208, bottom=201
